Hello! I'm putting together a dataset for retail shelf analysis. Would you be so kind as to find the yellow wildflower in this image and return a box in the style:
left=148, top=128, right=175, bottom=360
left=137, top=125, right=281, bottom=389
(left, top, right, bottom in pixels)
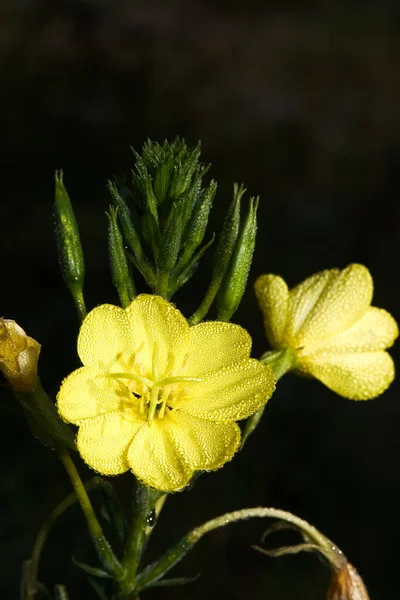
left=0, top=319, right=41, bottom=392
left=255, top=264, right=398, bottom=400
left=57, top=295, right=275, bottom=491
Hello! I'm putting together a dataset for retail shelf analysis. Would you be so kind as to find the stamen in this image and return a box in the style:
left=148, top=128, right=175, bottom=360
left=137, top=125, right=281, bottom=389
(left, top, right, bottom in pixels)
left=152, top=341, right=161, bottom=382
left=107, top=372, right=153, bottom=388
left=146, top=376, right=201, bottom=424
left=157, top=375, right=202, bottom=387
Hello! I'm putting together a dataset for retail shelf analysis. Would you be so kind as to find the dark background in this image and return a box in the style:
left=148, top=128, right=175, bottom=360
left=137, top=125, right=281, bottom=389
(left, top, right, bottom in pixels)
left=1, top=1, right=400, bottom=598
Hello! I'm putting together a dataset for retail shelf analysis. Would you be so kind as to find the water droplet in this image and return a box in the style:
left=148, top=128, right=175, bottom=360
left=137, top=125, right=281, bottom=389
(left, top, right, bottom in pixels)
left=146, top=509, right=156, bottom=527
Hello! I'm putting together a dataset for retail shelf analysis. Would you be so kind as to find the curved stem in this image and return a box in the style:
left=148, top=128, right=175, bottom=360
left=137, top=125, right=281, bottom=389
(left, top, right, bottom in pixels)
left=188, top=281, right=219, bottom=326
left=136, top=507, right=338, bottom=592
left=59, top=450, right=125, bottom=581
left=188, top=508, right=334, bottom=549
left=31, top=478, right=105, bottom=590
left=241, top=346, right=297, bottom=448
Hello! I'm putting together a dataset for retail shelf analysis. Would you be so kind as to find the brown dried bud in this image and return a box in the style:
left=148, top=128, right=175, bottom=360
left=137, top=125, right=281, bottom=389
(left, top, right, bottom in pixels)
left=327, top=563, right=370, bottom=600
left=0, top=319, right=40, bottom=392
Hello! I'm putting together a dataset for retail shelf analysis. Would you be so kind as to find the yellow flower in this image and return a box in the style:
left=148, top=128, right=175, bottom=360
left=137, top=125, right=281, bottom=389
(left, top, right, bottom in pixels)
left=255, top=264, right=398, bottom=400
left=57, top=295, right=275, bottom=491
left=0, top=319, right=41, bottom=392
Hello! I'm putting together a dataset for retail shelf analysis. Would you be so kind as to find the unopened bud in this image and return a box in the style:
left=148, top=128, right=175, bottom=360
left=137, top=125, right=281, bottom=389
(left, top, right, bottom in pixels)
left=0, top=319, right=40, bottom=392
left=54, top=171, right=86, bottom=321
left=217, top=195, right=258, bottom=321
left=327, top=563, right=370, bottom=600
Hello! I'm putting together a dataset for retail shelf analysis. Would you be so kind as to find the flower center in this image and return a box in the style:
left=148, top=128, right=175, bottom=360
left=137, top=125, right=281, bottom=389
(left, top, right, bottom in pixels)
left=108, top=372, right=201, bottom=424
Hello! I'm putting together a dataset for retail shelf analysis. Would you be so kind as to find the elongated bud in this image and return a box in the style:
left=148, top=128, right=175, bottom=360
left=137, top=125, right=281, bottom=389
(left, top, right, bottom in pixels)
left=177, top=180, right=217, bottom=269
left=327, top=563, right=370, bottom=600
left=107, top=206, right=136, bottom=308
left=189, top=183, right=244, bottom=325
left=217, top=196, right=259, bottom=321
left=213, top=183, right=244, bottom=283
left=168, top=142, right=202, bottom=200
left=0, top=319, right=40, bottom=392
left=108, top=183, right=145, bottom=262
left=54, top=171, right=86, bottom=321
left=157, top=201, right=186, bottom=276
left=133, top=154, right=159, bottom=225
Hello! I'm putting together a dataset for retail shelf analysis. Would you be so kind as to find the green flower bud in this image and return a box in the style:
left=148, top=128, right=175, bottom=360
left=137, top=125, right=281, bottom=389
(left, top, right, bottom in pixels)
left=107, top=206, right=136, bottom=308
left=132, top=153, right=159, bottom=225
left=189, top=184, right=245, bottom=325
left=54, top=171, right=86, bottom=321
left=111, top=139, right=221, bottom=298
left=108, top=182, right=155, bottom=286
left=217, top=196, right=259, bottom=322
left=177, top=180, right=217, bottom=270
left=156, top=200, right=189, bottom=297
left=168, top=142, right=202, bottom=201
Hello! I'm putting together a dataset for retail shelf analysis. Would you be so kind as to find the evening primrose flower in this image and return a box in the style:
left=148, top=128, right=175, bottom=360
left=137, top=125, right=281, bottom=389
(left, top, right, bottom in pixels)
left=255, top=264, right=398, bottom=400
left=0, top=319, right=40, bottom=392
left=57, top=295, right=275, bottom=491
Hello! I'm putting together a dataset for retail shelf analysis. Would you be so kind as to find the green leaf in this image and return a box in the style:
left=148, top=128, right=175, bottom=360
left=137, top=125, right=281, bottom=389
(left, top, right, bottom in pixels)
left=72, top=557, right=113, bottom=579
left=142, top=573, right=201, bottom=590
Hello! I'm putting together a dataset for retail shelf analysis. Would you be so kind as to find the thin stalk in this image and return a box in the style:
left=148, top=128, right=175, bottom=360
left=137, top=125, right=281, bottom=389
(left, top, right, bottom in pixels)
left=25, top=477, right=107, bottom=600
left=73, top=290, right=87, bottom=323
left=59, top=450, right=125, bottom=581
left=118, top=483, right=165, bottom=598
left=136, top=507, right=336, bottom=591
left=241, top=346, right=297, bottom=448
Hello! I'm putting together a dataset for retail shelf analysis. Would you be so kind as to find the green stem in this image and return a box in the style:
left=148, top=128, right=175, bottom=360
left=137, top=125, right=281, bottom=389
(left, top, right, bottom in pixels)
left=241, top=346, right=297, bottom=448
left=118, top=482, right=166, bottom=598
left=73, top=288, right=87, bottom=323
left=154, top=272, right=170, bottom=299
left=59, top=450, right=125, bottom=581
left=26, top=477, right=107, bottom=599
left=136, top=507, right=336, bottom=591
left=188, top=281, right=219, bottom=325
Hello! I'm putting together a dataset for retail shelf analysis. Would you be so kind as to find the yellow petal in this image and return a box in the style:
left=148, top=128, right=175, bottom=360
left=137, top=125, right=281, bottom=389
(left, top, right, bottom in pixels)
left=254, top=274, right=289, bottom=346
left=78, top=304, right=134, bottom=373
left=308, top=307, right=399, bottom=355
left=174, top=359, right=275, bottom=420
left=291, top=264, right=373, bottom=349
left=57, top=367, right=132, bottom=424
left=126, top=295, right=190, bottom=380
left=286, top=269, right=338, bottom=340
left=185, top=321, right=252, bottom=376
left=77, top=411, right=144, bottom=475
left=165, top=410, right=241, bottom=470
left=127, top=420, right=192, bottom=491
left=299, top=351, right=395, bottom=400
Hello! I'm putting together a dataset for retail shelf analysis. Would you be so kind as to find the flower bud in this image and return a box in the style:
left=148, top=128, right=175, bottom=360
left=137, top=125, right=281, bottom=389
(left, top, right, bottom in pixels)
left=0, top=319, right=40, bottom=392
left=217, top=196, right=258, bottom=321
left=54, top=171, right=86, bottom=321
left=327, top=563, right=370, bottom=600
left=188, top=183, right=244, bottom=325
left=107, top=206, right=136, bottom=308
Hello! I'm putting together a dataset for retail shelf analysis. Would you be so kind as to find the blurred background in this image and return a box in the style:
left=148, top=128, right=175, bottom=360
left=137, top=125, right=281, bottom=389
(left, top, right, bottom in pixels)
left=1, top=0, right=400, bottom=598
